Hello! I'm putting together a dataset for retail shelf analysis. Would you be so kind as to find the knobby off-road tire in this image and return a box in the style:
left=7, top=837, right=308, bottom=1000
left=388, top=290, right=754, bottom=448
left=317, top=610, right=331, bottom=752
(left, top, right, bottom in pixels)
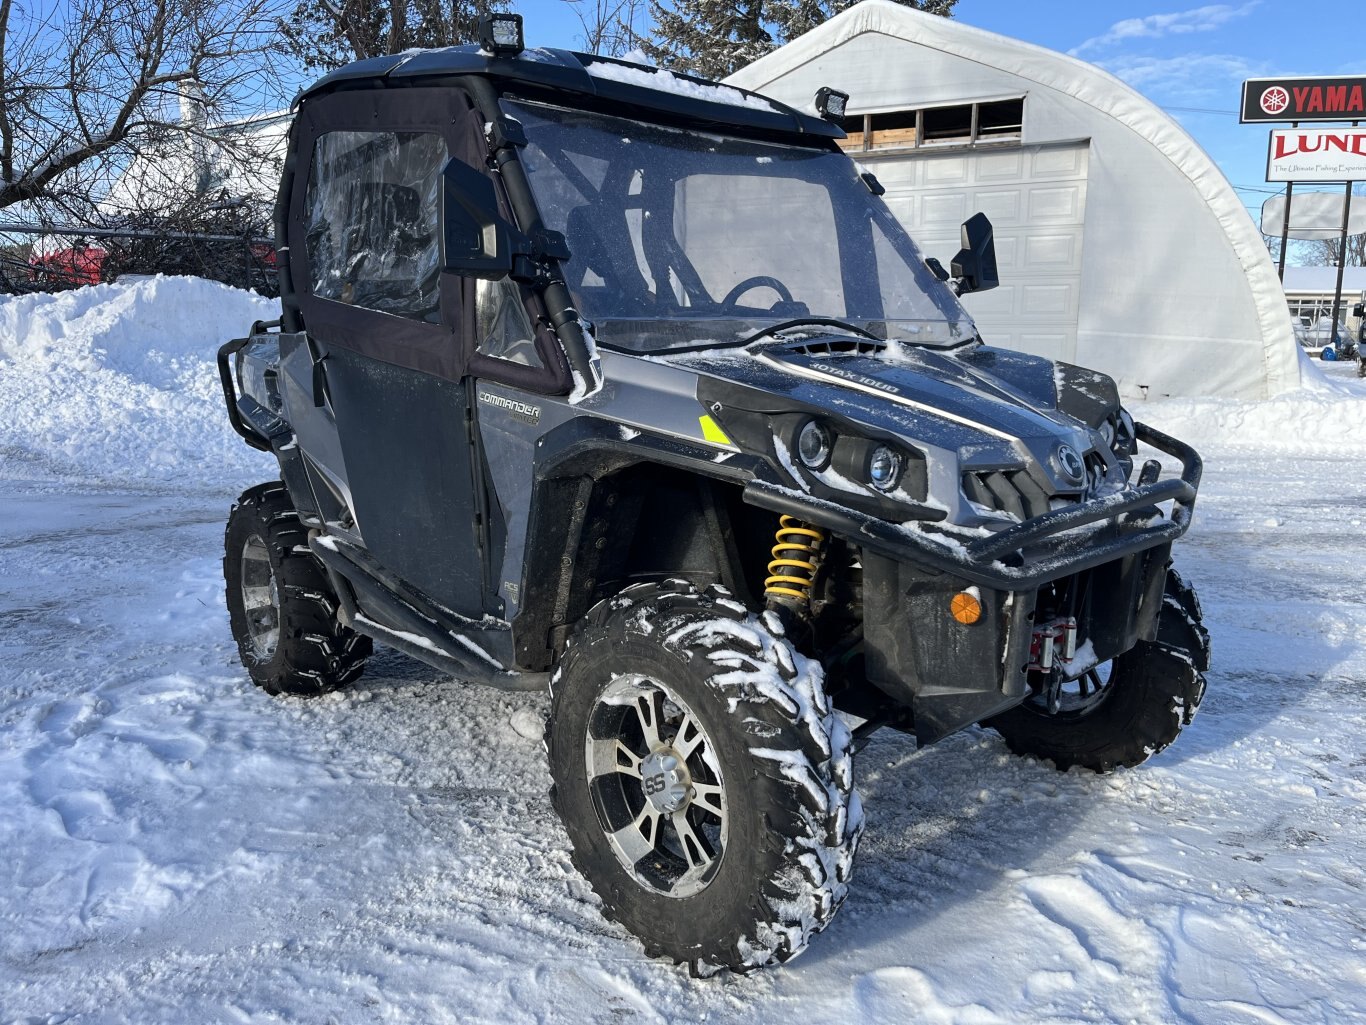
left=987, top=568, right=1210, bottom=773
left=547, top=580, right=863, bottom=975
left=224, top=481, right=371, bottom=696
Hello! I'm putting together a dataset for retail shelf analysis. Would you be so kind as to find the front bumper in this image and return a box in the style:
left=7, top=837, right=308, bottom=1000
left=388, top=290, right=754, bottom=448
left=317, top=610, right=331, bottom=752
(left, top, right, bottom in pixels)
left=744, top=422, right=1201, bottom=745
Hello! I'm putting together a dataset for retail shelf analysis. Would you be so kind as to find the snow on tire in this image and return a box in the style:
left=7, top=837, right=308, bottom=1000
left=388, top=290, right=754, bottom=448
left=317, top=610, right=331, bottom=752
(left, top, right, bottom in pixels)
left=224, top=481, right=371, bottom=696
left=547, top=579, right=863, bottom=975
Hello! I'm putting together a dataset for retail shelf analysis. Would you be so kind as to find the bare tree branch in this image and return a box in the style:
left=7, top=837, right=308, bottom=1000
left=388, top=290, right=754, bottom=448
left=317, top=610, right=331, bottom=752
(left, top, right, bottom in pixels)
left=567, top=0, right=647, bottom=56
left=0, top=0, right=293, bottom=217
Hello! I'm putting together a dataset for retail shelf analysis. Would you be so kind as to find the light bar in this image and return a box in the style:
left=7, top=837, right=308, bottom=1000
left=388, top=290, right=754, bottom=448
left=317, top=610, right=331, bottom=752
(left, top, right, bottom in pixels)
left=478, top=13, right=524, bottom=56
left=814, top=86, right=850, bottom=125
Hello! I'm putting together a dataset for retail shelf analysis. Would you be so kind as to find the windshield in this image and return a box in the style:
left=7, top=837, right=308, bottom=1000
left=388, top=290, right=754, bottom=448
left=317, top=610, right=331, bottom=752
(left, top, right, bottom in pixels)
left=506, top=99, right=975, bottom=354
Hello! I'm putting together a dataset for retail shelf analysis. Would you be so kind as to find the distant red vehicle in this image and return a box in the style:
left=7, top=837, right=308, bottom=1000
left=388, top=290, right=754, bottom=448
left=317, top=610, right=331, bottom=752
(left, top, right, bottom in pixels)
left=30, top=242, right=106, bottom=286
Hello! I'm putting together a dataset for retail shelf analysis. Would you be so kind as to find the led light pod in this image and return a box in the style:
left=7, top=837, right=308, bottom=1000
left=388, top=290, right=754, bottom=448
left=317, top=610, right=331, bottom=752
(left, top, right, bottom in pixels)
left=814, top=87, right=850, bottom=126
left=478, top=13, right=524, bottom=56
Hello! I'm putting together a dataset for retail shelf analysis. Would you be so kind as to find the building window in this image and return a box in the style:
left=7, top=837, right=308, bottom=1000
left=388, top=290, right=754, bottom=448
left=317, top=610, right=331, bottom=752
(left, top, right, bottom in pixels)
left=868, top=109, right=920, bottom=149
left=839, top=97, right=1026, bottom=153
left=921, top=104, right=973, bottom=144
left=977, top=98, right=1025, bottom=139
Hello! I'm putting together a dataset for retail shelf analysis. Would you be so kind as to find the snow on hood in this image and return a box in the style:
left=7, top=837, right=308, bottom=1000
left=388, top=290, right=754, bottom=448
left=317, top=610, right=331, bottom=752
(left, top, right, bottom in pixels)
left=0, top=275, right=277, bottom=484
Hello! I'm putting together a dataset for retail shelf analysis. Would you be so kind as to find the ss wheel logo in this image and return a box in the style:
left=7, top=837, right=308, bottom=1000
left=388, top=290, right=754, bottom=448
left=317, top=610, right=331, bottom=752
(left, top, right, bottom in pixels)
left=644, top=773, right=667, bottom=796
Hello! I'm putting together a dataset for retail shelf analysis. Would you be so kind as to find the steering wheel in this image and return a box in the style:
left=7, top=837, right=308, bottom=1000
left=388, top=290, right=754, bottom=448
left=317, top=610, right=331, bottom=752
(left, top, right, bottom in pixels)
left=721, top=275, right=795, bottom=309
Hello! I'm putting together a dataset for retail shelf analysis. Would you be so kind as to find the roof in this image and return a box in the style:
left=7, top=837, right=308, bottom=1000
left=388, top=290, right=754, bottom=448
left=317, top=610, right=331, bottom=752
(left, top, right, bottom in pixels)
left=296, top=46, right=843, bottom=143
left=1282, top=266, right=1366, bottom=296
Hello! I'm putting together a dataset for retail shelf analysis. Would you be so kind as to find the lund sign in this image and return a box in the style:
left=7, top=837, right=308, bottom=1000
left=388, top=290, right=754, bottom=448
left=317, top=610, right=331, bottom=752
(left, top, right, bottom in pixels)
left=1241, top=76, right=1366, bottom=123
left=1266, top=128, right=1366, bottom=182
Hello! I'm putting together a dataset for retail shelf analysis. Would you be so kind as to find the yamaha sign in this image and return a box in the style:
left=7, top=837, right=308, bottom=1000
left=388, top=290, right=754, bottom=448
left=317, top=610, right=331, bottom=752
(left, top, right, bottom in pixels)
left=1241, top=76, right=1366, bottom=123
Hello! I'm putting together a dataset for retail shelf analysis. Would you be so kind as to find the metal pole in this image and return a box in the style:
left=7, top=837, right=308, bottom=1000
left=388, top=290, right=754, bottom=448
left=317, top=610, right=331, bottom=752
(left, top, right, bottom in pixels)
left=1329, top=179, right=1353, bottom=351
left=1277, top=121, right=1297, bottom=282
left=1278, top=182, right=1294, bottom=281
left=1327, top=120, right=1360, bottom=355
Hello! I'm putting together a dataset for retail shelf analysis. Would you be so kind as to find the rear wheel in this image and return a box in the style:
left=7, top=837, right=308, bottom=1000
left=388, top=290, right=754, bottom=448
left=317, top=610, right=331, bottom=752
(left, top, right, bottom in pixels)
left=986, top=568, right=1208, bottom=772
left=224, top=482, right=371, bottom=695
left=547, top=580, right=862, bottom=975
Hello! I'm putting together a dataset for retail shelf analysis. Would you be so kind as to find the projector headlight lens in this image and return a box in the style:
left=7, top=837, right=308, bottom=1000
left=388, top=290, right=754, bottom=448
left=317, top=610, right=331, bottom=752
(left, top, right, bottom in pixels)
left=868, top=445, right=902, bottom=491
left=797, top=420, right=832, bottom=470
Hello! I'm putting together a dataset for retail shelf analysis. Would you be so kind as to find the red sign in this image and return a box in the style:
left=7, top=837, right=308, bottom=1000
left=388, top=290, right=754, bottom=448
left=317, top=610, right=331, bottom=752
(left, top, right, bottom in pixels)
left=1241, top=76, right=1366, bottom=123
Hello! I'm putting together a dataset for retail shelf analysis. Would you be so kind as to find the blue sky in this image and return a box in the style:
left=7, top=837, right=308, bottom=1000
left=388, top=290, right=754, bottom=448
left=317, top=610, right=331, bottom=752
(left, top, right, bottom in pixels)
left=521, top=0, right=1366, bottom=228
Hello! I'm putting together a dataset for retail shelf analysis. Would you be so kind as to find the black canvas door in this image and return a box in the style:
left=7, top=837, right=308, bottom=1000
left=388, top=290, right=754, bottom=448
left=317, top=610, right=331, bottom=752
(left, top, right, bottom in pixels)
left=291, top=91, right=485, bottom=616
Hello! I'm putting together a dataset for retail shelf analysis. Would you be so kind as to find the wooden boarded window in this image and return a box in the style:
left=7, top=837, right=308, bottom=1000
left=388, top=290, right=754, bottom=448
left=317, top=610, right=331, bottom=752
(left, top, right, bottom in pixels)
left=842, top=98, right=1026, bottom=153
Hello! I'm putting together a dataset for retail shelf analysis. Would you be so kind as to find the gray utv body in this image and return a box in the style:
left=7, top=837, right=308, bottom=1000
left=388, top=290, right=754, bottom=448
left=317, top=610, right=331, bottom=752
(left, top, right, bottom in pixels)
left=217, top=39, right=1209, bottom=972
left=220, top=43, right=1202, bottom=744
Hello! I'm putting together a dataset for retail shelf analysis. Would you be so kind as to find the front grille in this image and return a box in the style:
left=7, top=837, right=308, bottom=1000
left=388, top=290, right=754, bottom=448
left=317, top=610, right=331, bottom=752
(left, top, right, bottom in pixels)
left=962, top=469, right=1051, bottom=520
left=965, top=452, right=1113, bottom=520
left=1084, top=452, right=1109, bottom=495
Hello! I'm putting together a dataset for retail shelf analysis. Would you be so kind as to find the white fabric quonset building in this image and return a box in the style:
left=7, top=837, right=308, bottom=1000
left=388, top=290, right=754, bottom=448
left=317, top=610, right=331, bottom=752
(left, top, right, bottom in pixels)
left=727, top=0, right=1305, bottom=400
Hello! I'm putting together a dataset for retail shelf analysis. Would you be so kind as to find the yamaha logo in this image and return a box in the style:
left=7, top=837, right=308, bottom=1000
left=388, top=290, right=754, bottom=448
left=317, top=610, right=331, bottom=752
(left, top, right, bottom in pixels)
left=1260, top=86, right=1290, bottom=115
left=1056, top=444, right=1085, bottom=484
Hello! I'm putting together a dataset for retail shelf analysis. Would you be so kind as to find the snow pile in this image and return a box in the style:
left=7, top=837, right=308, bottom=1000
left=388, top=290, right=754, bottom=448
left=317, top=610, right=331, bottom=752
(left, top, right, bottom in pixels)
left=0, top=275, right=277, bottom=484
left=1141, top=367, right=1366, bottom=456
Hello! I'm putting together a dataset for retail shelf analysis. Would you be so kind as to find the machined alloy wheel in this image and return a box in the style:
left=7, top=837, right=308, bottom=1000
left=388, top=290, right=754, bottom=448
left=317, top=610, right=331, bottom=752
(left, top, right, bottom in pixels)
left=224, top=481, right=371, bottom=696
left=586, top=674, right=728, bottom=899
left=1032, top=659, right=1116, bottom=719
left=548, top=580, right=863, bottom=974
left=239, top=534, right=281, bottom=660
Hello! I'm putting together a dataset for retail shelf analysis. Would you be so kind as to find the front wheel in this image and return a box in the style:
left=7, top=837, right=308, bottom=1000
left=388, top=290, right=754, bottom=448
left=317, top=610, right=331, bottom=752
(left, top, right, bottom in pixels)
left=547, top=580, right=862, bottom=975
left=986, top=568, right=1209, bottom=772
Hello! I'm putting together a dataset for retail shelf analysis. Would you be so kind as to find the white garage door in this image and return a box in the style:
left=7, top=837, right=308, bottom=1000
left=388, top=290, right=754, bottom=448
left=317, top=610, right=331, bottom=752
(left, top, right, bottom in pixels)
left=868, top=141, right=1090, bottom=363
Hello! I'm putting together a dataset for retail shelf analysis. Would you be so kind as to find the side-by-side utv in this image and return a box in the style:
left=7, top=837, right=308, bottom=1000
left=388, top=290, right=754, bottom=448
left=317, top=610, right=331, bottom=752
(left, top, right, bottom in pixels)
left=218, top=16, right=1209, bottom=975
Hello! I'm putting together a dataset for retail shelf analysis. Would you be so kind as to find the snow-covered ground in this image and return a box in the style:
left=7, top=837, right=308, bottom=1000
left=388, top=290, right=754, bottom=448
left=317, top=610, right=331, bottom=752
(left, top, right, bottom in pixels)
left=2, top=278, right=1364, bottom=1024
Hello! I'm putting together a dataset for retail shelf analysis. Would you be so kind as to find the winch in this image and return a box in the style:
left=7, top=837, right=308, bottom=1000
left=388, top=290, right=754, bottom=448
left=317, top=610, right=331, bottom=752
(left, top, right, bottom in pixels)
left=1027, top=616, right=1078, bottom=673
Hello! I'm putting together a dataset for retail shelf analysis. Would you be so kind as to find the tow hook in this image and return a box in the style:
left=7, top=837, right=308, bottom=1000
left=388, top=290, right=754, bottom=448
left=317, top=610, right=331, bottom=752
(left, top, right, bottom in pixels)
left=1028, top=617, right=1079, bottom=713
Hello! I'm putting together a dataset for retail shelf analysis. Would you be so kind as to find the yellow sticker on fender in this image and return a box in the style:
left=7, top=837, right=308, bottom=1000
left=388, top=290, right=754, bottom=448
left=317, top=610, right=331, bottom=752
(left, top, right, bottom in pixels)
left=698, top=414, right=732, bottom=446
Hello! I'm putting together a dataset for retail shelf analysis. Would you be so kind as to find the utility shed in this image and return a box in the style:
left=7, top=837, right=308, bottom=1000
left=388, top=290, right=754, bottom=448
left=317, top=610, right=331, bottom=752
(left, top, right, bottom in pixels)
left=726, top=0, right=1305, bottom=400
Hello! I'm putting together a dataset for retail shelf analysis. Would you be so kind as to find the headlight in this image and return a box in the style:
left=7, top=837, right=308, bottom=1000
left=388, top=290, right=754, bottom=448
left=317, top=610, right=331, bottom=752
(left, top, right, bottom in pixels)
left=797, top=419, right=832, bottom=470
left=868, top=445, right=902, bottom=492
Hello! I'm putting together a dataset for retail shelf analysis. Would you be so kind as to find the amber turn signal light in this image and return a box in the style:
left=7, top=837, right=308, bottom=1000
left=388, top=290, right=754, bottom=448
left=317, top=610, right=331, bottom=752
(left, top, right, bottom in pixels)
left=950, top=588, right=982, bottom=625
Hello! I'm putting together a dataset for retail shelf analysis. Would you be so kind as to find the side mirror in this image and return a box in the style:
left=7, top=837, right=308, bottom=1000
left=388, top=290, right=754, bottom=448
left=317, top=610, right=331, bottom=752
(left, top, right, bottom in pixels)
left=441, top=158, right=515, bottom=279
left=950, top=212, right=999, bottom=295
left=1353, top=304, right=1364, bottom=318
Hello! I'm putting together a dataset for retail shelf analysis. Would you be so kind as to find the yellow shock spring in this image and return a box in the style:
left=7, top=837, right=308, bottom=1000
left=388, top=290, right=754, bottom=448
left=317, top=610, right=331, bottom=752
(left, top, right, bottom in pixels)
left=764, top=515, right=827, bottom=605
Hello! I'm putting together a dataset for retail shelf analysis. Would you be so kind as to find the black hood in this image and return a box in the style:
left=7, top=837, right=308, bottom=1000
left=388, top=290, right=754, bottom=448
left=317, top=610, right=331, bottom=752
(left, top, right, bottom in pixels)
left=671, top=337, right=1116, bottom=454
